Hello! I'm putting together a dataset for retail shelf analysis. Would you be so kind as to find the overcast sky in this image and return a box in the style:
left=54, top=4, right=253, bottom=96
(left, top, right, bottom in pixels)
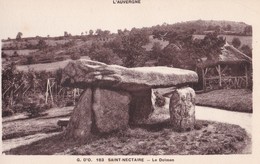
left=0, top=0, right=259, bottom=39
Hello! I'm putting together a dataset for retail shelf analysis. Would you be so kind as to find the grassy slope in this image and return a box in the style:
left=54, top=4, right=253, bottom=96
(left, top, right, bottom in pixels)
left=196, top=89, right=252, bottom=113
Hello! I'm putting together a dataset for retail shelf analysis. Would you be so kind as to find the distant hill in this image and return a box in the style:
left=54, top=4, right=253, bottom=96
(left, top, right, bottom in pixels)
left=1, top=20, right=252, bottom=67
left=149, top=20, right=251, bottom=35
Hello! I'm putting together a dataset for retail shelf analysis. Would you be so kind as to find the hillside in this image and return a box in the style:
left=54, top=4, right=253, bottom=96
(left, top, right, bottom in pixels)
left=1, top=20, right=252, bottom=68
left=150, top=20, right=251, bottom=35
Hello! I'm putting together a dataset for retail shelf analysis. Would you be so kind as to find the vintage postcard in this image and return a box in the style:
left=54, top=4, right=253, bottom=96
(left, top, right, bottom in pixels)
left=0, top=0, right=259, bottom=163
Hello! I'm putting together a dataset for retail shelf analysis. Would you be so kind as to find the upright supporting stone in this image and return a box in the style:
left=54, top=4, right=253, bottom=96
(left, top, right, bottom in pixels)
left=169, top=87, right=195, bottom=132
left=93, top=88, right=131, bottom=133
left=65, top=88, right=93, bottom=140
left=129, top=89, right=154, bottom=124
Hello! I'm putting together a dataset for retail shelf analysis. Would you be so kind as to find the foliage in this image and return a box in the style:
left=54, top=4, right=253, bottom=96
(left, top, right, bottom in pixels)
left=24, top=102, right=46, bottom=118
left=2, top=106, right=14, bottom=117
left=243, top=25, right=252, bottom=35
left=70, top=53, right=81, bottom=60
left=120, top=29, right=150, bottom=67
left=150, top=42, right=163, bottom=60
left=240, top=45, right=252, bottom=58
left=90, top=46, right=121, bottom=65
left=26, top=55, right=36, bottom=64
left=16, top=32, right=23, bottom=40
left=89, top=30, right=94, bottom=36
left=154, top=91, right=166, bottom=107
left=232, top=37, right=241, bottom=48
left=152, top=30, right=225, bottom=69
left=37, top=39, right=47, bottom=50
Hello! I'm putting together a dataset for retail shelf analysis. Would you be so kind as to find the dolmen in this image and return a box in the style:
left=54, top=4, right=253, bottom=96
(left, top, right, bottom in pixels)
left=61, top=59, right=198, bottom=139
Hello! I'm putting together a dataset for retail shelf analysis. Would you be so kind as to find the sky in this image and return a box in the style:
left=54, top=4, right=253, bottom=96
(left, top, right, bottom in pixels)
left=0, top=0, right=260, bottom=39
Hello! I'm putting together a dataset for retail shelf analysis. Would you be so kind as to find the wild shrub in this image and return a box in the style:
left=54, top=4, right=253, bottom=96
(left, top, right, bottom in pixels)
left=2, top=106, right=14, bottom=117
left=70, top=53, right=81, bottom=60
left=22, top=95, right=49, bottom=118
left=154, top=91, right=166, bottom=107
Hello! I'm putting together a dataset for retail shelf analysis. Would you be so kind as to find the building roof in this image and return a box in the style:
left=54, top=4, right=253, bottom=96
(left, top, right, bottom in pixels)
left=197, top=42, right=252, bottom=68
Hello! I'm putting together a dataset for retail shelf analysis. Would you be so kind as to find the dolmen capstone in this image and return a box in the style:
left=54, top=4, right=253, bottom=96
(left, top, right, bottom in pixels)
left=61, top=59, right=198, bottom=139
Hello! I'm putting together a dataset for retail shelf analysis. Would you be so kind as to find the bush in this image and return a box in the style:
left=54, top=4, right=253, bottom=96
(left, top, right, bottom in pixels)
left=2, top=107, right=14, bottom=117
left=22, top=95, right=49, bottom=118
left=154, top=91, right=166, bottom=107
left=70, top=53, right=81, bottom=60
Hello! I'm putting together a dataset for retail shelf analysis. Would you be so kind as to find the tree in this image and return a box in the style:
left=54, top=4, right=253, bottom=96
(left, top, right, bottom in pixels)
left=95, top=29, right=103, bottom=36
left=117, top=29, right=123, bottom=35
left=103, top=30, right=110, bottom=36
left=150, top=42, right=162, bottom=60
left=232, top=37, right=241, bottom=48
left=37, top=39, right=47, bottom=50
left=244, top=25, right=252, bottom=35
left=197, top=32, right=226, bottom=60
left=158, top=43, right=180, bottom=67
left=16, top=32, right=23, bottom=40
left=120, top=29, right=150, bottom=67
left=226, top=24, right=232, bottom=31
left=240, top=45, right=252, bottom=58
left=64, top=31, right=69, bottom=37
left=89, top=30, right=94, bottom=36
left=90, top=46, right=121, bottom=65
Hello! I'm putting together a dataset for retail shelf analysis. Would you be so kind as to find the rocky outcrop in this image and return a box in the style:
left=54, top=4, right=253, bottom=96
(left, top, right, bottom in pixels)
left=93, top=88, right=131, bottom=133
left=61, top=59, right=198, bottom=92
left=169, top=87, right=196, bottom=132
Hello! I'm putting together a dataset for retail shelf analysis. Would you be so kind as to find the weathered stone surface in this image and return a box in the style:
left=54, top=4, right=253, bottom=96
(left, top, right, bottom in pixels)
left=169, top=87, right=196, bottom=132
left=65, top=88, right=93, bottom=139
left=129, top=89, right=154, bottom=124
left=92, top=88, right=131, bottom=133
left=61, top=59, right=198, bottom=92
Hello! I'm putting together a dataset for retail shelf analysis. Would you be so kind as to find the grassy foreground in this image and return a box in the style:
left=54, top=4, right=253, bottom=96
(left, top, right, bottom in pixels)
left=4, top=119, right=250, bottom=155
left=196, top=89, right=252, bottom=113
left=2, top=89, right=252, bottom=155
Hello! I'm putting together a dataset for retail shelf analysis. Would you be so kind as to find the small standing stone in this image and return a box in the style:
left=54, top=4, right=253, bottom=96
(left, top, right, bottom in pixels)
left=169, top=87, right=196, bottom=132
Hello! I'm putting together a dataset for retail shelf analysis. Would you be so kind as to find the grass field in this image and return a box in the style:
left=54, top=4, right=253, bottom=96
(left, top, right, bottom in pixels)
left=196, top=89, right=252, bottom=113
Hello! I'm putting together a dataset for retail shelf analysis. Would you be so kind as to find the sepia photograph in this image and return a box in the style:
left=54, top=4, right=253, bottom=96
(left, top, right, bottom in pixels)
left=0, top=0, right=259, bottom=163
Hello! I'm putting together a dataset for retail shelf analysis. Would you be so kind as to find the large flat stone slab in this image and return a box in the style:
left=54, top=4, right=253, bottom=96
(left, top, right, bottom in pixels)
left=61, top=59, right=198, bottom=92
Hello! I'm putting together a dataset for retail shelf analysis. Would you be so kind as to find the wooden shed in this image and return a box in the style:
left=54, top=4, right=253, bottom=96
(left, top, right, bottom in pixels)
left=196, top=42, right=252, bottom=91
